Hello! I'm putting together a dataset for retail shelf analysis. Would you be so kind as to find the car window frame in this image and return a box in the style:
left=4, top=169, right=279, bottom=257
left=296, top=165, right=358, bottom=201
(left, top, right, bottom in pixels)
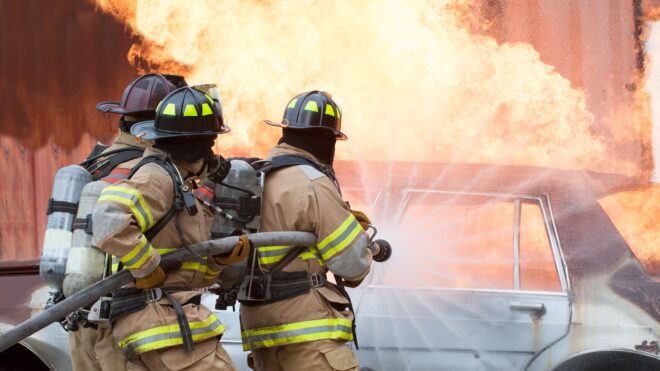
left=389, top=189, right=570, bottom=295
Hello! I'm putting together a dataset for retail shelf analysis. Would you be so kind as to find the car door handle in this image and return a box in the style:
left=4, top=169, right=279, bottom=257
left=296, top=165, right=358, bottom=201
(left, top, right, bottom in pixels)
left=510, top=301, right=546, bottom=315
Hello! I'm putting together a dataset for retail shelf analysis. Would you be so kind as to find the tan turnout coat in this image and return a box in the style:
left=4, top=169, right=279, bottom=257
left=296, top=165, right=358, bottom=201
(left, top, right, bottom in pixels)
left=239, top=143, right=373, bottom=351
left=92, top=147, right=229, bottom=366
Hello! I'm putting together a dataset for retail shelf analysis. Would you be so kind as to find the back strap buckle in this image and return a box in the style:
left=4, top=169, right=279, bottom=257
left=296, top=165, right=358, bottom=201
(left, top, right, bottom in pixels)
left=144, top=288, right=163, bottom=303
left=310, top=273, right=326, bottom=288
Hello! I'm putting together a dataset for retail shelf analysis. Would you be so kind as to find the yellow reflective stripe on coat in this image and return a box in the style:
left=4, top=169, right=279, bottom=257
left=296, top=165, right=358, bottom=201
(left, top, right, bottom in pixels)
left=111, top=255, right=120, bottom=273
left=120, top=235, right=153, bottom=269
left=204, top=266, right=221, bottom=282
left=257, top=245, right=325, bottom=266
left=257, top=245, right=294, bottom=265
left=241, top=318, right=353, bottom=350
left=118, top=314, right=225, bottom=356
left=299, top=247, right=325, bottom=267
left=98, top=186, right=154, bottom=231
left=317, top=214, right=362, bottom=261
left=156, top=248, right=209, bottom=274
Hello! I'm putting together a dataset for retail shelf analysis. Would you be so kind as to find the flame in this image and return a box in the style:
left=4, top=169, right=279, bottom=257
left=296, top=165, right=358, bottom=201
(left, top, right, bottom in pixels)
left=92, top=0, right=658, bottom=276
left=93, top=0, right=614, bottom=171
left=599, top=185, right=660, bottom=277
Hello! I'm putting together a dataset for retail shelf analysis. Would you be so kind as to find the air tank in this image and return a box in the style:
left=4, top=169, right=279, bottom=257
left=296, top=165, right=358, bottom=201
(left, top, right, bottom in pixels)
left=211, top=159, right=262, bottom=238
left=62, top=181, right=109, bottom=297
left=39, top=165, right=92, bottom=297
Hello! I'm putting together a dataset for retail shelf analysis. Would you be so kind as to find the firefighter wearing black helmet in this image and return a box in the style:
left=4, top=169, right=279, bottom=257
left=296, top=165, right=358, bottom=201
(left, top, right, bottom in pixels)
left=240, top=91, right=378, bottom=370
left=92, top=86, right=246, bottom=370
left=68, top=73, right=187, bottom=371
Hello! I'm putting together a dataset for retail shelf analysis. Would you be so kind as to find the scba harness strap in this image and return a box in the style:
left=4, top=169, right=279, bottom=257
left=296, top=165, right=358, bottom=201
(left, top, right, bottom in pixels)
left=80, top=143, right=145, bottom=181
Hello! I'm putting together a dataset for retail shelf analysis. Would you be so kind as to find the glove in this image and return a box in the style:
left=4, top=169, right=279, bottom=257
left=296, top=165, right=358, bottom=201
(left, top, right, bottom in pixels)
left=214, top=234, right=251, bottom=265
left=135, top=266, right=166, bottom=289
left=351, top=210, right=372, bottom=231
left=206, top=154, right=231, bottom=184
left=342, top=277, right=365, bottom=288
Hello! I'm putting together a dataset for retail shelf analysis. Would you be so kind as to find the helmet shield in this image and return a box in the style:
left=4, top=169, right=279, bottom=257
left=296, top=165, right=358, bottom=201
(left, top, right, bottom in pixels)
left=264, top=90, right=347, bottom=140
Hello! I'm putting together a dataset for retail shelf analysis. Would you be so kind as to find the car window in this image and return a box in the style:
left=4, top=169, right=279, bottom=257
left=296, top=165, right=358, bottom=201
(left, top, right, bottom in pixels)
left=372, top=191, right=562, bottom=292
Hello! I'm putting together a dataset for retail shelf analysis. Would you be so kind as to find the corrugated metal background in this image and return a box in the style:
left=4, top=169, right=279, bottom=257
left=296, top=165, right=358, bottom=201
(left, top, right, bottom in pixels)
left=0, top=0, right=137, bottom=260
left=0, top=0, right=653, bottom=261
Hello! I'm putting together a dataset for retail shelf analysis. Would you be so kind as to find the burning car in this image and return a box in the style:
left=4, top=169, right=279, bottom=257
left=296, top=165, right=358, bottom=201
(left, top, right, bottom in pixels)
left=0, top=162, right=659, bottom=371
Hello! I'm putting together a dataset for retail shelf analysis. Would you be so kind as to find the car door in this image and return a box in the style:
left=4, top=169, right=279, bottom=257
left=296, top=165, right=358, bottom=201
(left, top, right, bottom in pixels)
left=350, top=190, right=571, bottom=371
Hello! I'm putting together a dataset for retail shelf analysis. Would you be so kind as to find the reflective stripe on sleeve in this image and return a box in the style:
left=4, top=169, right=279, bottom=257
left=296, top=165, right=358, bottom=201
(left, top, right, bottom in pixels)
left=156, top=248, right=209, bottom=274
left=317, top=214, right=362, bottom=261
left=118, top=314, right=225, bottom=356
left=241, top=318, right=353, bottom=350
left=98, top=186, right=154, bottom=231
left=120, top=235, right=153, bottom=270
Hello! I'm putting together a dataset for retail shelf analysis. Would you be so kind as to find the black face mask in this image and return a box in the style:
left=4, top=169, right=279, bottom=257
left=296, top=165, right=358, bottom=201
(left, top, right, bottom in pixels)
left=155, top=136, right=216, bottom=164
left=280, top=128, right=337, bottom=165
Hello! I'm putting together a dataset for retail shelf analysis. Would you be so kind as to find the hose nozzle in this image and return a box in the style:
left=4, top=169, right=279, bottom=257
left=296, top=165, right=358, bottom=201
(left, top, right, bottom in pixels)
left=370, top=239, right=392, bottom=262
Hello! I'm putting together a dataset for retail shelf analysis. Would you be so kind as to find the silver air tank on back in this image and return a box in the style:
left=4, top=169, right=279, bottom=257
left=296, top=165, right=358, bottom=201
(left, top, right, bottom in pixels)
left=39, top=165, right=92, bottom=300
left=210, top=159, right=263, bottom=239
left=62, top=181, right=109, bottom=297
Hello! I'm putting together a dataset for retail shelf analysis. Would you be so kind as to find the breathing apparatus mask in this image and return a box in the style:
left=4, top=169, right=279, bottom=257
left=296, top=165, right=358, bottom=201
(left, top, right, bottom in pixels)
left=154, top=135, right=230, bottom=181
left=155, top=135, right=215, bottom=163
left=280, top=128, right=337, bottom=165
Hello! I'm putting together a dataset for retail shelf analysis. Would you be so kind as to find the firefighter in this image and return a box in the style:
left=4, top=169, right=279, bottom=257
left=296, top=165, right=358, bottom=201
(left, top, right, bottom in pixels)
left=239, top=91, right=380, bottom=371
left=67, top=73, right=186, bottom=371
left=92, top=86, right=246, bottom=370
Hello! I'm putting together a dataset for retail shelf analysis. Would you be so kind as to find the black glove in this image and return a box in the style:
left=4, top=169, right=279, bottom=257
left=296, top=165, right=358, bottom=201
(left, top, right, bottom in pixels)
left=206, top=155, right=231, bottom=183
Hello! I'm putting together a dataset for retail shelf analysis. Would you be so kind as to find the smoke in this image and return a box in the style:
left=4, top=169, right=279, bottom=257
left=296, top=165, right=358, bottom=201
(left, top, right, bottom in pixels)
left=95, top=0, right=609, bottom=172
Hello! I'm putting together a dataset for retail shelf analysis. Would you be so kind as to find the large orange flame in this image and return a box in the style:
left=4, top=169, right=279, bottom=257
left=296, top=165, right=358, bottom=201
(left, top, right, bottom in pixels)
left=93, top=0, right=611, bottom=169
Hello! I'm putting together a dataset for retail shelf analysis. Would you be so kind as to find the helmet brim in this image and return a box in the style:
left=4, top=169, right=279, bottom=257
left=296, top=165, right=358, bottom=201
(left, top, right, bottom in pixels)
left=96, top=101, right=126, bottom=115
left=130, top=121, right=222, bottom=141
left=96, top=101, right=155, bottom=116
left=262, top=119, right=348, bottom=140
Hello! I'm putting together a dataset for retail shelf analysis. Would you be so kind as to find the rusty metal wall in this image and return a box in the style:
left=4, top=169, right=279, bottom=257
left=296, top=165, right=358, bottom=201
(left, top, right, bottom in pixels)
left=0, top=0, right=136, bottom=261
left=0, top=0, right=652, bottom=261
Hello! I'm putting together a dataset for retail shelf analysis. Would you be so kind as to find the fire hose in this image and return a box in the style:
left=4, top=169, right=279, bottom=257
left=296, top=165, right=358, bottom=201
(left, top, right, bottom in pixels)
left=0, top=232, right=317, bottom=353
left=0, top=230, right=392, bottom=352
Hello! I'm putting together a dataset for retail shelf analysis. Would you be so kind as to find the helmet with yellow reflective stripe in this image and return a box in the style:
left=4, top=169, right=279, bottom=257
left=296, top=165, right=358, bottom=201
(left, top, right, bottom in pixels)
left=263, top=90, right=347, bottom=140
left=130, top=87, right=225, bottom=140
left=96, top=73, right=187, bottom=117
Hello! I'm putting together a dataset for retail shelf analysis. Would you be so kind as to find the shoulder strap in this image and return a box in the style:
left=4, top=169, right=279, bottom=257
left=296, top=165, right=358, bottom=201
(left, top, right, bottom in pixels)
left=85, top=143, right=109, bottom=160
left=266, top=155, right=342, bottom=195
left=127, top=155, right=180, bottom=241
left=82, top=147, right=145, bottom=180
left=93, top=148, right=144, bottom=180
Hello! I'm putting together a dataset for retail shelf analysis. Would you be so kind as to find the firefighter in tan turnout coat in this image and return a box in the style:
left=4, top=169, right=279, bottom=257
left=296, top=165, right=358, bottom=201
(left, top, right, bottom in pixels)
left=92, top=86, right=246, bottom=370
left=69, top=73, right=186, bottom=371
left=239, top=91, right=381, bottom=371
